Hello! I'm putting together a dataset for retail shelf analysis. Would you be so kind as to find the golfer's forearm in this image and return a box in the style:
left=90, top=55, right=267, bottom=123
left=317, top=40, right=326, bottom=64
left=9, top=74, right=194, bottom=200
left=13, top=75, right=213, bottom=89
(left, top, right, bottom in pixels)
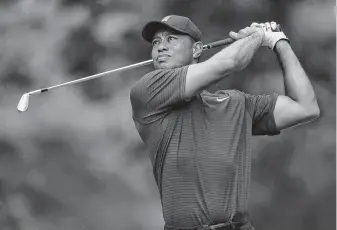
left=275, top=41, right=319, bottom=113
left=209, top=32, right=263, bottom=74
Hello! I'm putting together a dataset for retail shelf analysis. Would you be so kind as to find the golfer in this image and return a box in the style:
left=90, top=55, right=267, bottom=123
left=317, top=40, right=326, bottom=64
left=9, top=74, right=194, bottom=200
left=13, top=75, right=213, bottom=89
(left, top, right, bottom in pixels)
left=130, top=15, right=319, bottom=230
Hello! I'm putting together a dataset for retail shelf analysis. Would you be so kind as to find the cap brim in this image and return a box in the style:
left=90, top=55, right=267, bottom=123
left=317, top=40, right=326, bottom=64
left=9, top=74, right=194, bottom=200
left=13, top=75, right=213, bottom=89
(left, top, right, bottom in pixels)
left=141, top=21, right=189, bottom=43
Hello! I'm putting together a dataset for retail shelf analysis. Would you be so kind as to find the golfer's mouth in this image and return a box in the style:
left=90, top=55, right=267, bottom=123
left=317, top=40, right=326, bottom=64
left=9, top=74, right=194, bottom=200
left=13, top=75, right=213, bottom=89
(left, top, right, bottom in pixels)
left=157, top=54, right=171, bottom=62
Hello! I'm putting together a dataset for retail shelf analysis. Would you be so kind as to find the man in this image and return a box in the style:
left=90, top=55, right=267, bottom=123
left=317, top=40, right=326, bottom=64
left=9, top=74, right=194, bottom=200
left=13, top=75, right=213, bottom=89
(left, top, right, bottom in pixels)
left=130, top=15, right=319, bottom=230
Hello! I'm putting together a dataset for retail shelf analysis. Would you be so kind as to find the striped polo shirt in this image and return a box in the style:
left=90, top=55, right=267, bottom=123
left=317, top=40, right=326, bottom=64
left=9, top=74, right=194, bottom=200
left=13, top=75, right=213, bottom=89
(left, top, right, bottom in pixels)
left=130, top=66, right=280, bottom=229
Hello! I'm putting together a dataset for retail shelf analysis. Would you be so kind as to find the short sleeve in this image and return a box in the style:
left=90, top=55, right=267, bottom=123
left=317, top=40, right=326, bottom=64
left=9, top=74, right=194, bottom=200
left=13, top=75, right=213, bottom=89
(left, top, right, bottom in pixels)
left=244, top=93, right=281, bottom=136
left=130, top=66, right=188, bottom=123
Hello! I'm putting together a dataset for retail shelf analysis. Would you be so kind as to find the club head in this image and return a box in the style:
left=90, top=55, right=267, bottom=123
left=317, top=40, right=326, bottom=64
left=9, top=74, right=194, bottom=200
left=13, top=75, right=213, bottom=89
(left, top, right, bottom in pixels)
left=17, top=93, right=30, bottom=112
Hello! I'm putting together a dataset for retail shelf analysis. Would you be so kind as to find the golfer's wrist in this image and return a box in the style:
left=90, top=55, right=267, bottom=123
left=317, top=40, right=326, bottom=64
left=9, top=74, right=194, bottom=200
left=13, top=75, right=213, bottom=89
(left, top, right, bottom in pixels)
left=273, top=39, right=290, bottom=53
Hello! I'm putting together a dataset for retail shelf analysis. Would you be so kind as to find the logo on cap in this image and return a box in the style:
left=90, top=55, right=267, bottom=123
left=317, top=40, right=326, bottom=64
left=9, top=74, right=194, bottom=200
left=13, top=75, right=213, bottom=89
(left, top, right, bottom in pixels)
left=161, top=16, right=171, bottom=22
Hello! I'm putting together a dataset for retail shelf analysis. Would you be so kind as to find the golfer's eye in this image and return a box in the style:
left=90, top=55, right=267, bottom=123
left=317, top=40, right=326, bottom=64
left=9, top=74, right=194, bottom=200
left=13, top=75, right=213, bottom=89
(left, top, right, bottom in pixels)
left=168, top=36, right=177, bottom=42
left=152, top=39, right=160, bottom=46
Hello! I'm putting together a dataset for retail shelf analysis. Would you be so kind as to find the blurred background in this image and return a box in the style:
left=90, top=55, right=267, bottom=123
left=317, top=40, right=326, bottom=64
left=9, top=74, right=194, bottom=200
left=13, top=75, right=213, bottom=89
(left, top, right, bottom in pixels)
left=0, top=0, right=335, bottom=230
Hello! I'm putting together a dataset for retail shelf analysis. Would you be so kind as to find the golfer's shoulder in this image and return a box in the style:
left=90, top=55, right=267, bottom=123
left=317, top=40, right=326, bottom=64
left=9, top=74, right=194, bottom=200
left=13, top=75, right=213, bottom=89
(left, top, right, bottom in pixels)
left=130, top=70, right=159, bottom=97
left=141, top=67, right=187, bottom=80
left=130, top=69, right=170, bottom=102
left=131, top=67, right=186, bottom=92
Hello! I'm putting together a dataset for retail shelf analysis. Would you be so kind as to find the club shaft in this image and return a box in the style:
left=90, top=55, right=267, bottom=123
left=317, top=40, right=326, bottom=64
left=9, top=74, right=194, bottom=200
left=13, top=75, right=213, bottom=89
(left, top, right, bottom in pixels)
left=32, top=59, right=153, bottom=94
left=28, top=38, right=234, bottom=95
left=203, top=37, right=235, bottom=50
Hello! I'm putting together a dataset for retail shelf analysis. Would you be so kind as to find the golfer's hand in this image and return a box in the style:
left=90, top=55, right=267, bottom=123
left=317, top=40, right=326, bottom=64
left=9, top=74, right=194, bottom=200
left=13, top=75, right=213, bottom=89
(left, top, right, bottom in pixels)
left=251, top=21, right=289, bottom=50
left=228, top=25, right=264, bottom=42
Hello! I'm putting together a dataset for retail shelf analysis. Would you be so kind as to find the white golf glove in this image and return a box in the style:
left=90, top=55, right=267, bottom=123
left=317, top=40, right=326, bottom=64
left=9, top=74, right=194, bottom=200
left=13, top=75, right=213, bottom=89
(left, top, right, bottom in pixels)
left=251, top=21, right=289, bottom=50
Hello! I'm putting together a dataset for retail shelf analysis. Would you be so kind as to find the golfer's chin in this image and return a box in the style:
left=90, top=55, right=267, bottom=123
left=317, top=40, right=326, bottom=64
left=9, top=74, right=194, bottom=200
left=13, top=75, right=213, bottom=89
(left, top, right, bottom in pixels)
left=153, top=60, right=184, bottom=69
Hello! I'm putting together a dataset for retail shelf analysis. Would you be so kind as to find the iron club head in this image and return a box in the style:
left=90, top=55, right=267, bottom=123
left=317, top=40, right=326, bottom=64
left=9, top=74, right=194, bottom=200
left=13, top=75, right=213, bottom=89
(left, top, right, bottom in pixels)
left=17, top=93, right=30, bottom=112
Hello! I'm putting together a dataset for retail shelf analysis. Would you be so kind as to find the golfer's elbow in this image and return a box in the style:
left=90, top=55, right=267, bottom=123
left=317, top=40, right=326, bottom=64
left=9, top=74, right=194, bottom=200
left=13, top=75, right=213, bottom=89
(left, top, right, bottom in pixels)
left=303, top=102, right=320, bottom=122
left=307, top=105, right=320, bottom=120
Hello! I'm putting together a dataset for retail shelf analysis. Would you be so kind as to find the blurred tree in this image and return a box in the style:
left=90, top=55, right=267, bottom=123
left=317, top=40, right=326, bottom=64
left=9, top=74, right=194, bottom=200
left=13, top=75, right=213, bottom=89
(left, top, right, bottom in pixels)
left=0, top=58, right=33, bottom=90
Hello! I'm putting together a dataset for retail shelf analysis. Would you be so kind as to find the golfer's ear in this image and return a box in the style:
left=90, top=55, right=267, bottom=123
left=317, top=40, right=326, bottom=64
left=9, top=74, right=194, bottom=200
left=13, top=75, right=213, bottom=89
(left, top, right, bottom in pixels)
left=193, top=41, right=203, bottom=59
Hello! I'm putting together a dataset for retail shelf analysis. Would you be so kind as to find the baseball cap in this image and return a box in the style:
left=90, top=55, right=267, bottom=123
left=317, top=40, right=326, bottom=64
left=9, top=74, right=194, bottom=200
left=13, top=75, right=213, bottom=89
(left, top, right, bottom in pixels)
left=142, top=15, right=202, bottom=43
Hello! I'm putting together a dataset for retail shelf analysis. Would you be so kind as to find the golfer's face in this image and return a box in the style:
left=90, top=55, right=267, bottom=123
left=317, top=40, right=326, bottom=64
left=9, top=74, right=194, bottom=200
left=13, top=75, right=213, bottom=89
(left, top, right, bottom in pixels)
left=151, top=29, right=194, bottom=69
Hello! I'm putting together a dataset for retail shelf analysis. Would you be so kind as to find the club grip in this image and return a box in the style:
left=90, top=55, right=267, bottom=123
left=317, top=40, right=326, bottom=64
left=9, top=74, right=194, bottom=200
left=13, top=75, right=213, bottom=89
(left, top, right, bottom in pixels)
left=203, top=24, right=283, bottom=50
left=203, top=37, right=235, bottom=50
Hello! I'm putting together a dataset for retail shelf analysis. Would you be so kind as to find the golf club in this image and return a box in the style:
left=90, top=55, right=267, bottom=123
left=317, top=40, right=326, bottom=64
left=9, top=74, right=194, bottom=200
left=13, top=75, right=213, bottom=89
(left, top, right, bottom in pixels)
left=17, top=37, right=235, bottom=113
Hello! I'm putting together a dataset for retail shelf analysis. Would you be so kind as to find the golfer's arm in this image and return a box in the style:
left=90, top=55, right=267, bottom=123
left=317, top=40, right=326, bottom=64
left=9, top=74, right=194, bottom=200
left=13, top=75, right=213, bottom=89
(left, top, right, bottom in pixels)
left=185, top=33, right=262, bottom=98
left=273, top=40, right=320, bottom=130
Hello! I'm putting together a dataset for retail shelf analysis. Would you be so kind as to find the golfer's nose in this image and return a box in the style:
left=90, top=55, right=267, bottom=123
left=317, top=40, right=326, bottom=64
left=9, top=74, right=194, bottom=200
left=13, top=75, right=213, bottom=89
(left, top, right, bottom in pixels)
left=157, top=41, right=168, bottom=52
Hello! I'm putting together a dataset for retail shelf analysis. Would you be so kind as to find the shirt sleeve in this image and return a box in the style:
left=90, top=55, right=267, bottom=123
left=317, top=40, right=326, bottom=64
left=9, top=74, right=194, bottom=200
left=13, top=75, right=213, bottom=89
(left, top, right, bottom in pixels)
left=130, top=66, right=189, bottom=123
left=244, top=93, right=281, bottom=136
